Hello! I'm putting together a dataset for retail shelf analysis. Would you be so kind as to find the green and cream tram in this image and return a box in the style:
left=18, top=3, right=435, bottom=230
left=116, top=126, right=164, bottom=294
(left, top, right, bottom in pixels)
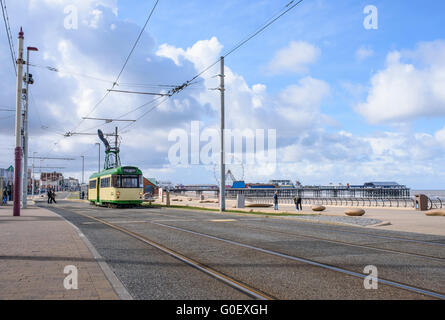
left=88, top=166, right=143, bottom=208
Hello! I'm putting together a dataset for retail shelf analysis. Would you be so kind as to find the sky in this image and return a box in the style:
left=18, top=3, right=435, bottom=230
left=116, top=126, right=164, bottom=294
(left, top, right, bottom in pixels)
left=1, top=0, right=445, bottom=189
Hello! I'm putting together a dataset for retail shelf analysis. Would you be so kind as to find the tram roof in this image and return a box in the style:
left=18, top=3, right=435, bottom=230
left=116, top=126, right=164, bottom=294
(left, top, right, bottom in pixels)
left=89, top=166, right=142, bottom=179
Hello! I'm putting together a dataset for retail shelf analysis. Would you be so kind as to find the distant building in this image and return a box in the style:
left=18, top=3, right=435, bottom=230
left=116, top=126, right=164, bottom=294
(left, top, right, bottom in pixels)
left=247, top=183, right=277, bottom=189
left=363, top=182, right=404, bottom=189
left=63, top=177, right=80, bottom=191
left=232, top=181, right=246, bottom=189
left=0, top=166, right=14, bottom=199
left=40, top=172, right=64, bottom=191
left=269, top=180, right=295, bottom=188
left=143, top=177, right=158, bottom=195
left=158, top=181, right=174, bottom=190
left=0, top=166, right=14, bottom=186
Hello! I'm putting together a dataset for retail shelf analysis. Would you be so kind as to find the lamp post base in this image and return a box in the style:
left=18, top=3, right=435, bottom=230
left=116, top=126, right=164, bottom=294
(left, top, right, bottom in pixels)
left=13, top=147, right=22, bottom=217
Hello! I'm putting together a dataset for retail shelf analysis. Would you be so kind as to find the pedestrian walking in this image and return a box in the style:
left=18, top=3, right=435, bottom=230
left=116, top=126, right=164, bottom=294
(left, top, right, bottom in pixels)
left=273, top=191, right=278, bottom=211
left=47, top=188, right=52, bottom=204
left=51, top=189, right=57, bottom=204
left=293, top=196, right=299, bottom=211
left=2, top=189, right=7, bottom=205
left=297, top=196, right=303, bottom=211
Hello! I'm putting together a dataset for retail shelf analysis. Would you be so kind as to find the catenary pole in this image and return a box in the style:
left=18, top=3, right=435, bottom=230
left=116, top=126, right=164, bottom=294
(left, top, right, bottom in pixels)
left=31, top=152, right=36, bottom=199
left=98, top=143, right=100, bottom=172
left=81, top=156, right=84, bottom=185
left=22, top=46, right=38, bottom=207
left=219, top=57, right=225, bottom=212
left=96, top=143, right=101, bottom=172
left=13, top=28, right=24, bottom=216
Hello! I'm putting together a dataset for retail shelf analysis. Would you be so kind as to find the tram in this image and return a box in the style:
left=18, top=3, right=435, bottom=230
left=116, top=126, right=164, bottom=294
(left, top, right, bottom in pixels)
left=88, top=129, right=144, bottom=207
left=88, top=166, right=143, bottom=208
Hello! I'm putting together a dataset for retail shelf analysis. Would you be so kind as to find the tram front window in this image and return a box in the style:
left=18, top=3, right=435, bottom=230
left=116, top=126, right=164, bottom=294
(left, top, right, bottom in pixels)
left=121, top=175, right=139, bottom=188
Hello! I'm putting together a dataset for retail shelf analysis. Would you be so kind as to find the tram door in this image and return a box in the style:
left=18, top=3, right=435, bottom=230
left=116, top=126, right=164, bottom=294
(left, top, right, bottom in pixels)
left=96, top=178, right=100, bottom=203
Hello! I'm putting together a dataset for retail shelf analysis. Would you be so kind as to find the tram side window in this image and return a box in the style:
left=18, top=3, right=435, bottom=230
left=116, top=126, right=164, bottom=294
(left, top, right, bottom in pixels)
left=112, top=175, right=121, bottom=188
left=89, top=180, right=96, bottom=189
left=100, top=177, right=111, bottom=188
left=121, top=175, right=139, bottom=188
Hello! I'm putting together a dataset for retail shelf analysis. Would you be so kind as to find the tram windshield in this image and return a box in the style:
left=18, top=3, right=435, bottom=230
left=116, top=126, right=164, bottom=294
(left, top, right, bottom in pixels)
left=112, top=175, right=141, bottom=188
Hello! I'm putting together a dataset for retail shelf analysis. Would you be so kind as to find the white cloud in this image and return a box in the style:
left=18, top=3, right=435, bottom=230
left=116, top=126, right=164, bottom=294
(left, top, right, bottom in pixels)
left=275, top=129, right=445, bottom=187
left=156, top=37, right=223, bottom=70
left=435, top=126, right=445, bottom=147
left=157, top=37, right=330, bottom=139
left=265, top=41, right=321, bottom=74
left=356, top=46, right=374, bottom=61
left=356, top=40, right=445, bottom=124
left=1, top=1, right=444, bottom=188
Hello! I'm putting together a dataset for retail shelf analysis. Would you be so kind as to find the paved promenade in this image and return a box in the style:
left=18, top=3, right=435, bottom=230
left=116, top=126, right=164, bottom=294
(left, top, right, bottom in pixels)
left=0, top=203, right=121, bottom=300
left=40, top=201, right=445, bottom=300
left=161, top=196, right=445, bottom=236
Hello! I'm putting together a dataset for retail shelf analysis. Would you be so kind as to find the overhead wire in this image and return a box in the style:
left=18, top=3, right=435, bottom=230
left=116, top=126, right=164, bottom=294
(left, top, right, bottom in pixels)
left=44, top=0, right=161, bottom=157
left=0, top=0, right=16, bottom=76
left=120, top=0, right=305, bottom=133
left=173, top=0, right=305, bottom=91
left=42, top=0, right=306, bottom=157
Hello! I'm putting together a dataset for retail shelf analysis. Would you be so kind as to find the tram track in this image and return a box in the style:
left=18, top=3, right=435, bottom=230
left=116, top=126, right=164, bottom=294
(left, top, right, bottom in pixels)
left=41, top=202, right=445, bottom=299
left=65, top=210, right=274, bottom=301
left=60, top=202, right=445, bottom=248
left=52, top=204, right=445, bottom=300
left=62, top=204, right=445, bottom=264
left=159, top=207, right=445, bottom=247
left=228, top=223, right=445, bottom=263
left=101, top=206, right=445, bottom=261
left=147, top=221, right=445, bottom=300
left=100, top=208, right=445, bottom=263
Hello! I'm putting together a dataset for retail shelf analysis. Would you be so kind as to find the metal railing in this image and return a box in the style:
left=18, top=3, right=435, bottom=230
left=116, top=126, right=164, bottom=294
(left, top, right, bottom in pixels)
left=235, top=196, right=445, bottom=209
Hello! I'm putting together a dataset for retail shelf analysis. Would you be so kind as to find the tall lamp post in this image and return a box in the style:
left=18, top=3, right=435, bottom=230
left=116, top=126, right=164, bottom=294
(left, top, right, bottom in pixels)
left=22, top=46, right=38, bottom=208
left=31, top=151, right=36, bottom=199
left=81, top=156, right=84, bottom=185
left=95, top=143, right=101, bottom=172
left=13, top=28, right=24, bottom=217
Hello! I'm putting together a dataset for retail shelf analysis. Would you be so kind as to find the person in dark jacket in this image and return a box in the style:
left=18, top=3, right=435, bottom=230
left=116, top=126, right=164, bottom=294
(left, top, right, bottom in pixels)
left=2, top=189, right=7, bottom=205
left=297, top=196, right=302, bottom=211
left=47, top=188, right=52, bottom=204
left=51, top=188, right=57, bottom=204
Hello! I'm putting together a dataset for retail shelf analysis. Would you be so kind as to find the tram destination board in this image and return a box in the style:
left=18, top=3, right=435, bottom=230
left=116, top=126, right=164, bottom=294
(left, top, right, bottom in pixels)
left=122, top=167, right=139, bottom=174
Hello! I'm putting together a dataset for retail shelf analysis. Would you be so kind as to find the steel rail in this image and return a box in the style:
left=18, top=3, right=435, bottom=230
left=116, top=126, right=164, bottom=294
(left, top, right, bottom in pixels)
left=150, top=221, right=445, bottom=300
left=68, top=210, right=274, bottom=300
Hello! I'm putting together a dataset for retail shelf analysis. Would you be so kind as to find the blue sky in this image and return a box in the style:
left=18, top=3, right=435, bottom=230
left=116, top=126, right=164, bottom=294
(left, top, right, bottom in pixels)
left=1, top=0, right=445, bottom=189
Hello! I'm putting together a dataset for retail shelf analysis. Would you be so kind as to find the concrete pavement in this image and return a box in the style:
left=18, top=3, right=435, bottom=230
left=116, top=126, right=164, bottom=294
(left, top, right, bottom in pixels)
left=41, top=201, right=445, bottom=300
left=162, top=196, right=445, bottom=236
left=0, top=203, right=122, bottom=300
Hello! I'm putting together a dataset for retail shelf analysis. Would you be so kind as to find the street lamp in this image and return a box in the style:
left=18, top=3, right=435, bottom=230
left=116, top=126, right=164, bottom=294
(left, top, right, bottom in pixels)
left=22, top=46, right=38, bottom=208
left=95, top=143, right=101, bottom=173
left=31, top=151, right=36, bottom=199
left=80, top=156, right=84, bottom=185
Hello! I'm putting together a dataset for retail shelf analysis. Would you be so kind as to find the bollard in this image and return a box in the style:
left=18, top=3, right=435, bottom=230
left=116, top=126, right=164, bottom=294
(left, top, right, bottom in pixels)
left=236, top=194, right=245, bottom=209
left=166, top=191, right=170, bottom=207
left=415, top=194, right=429, bottom=211
left=159, top=188, right=164, bottom=202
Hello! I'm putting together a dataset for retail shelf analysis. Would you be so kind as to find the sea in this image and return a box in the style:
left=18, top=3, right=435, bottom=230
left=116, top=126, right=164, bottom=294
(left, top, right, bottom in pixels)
left=411, top=190, right=445, bottom=199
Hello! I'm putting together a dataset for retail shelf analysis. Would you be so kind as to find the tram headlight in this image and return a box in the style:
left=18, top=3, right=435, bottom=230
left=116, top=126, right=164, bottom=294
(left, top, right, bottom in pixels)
left=116, top=191, right=120, bottom=199
left=139, top=192, right=143, bottom=199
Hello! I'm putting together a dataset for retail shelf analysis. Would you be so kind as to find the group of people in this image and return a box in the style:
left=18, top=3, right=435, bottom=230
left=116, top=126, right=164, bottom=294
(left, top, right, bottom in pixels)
left=47, top=187, right=57, bottom=204
left=273, top=191, right=303, bottom=211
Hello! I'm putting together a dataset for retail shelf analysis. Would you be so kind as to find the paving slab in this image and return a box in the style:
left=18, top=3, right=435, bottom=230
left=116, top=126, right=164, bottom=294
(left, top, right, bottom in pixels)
left=0, top=204, right=121, bottom=300
left=157, top=196, right=445, bottom=236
